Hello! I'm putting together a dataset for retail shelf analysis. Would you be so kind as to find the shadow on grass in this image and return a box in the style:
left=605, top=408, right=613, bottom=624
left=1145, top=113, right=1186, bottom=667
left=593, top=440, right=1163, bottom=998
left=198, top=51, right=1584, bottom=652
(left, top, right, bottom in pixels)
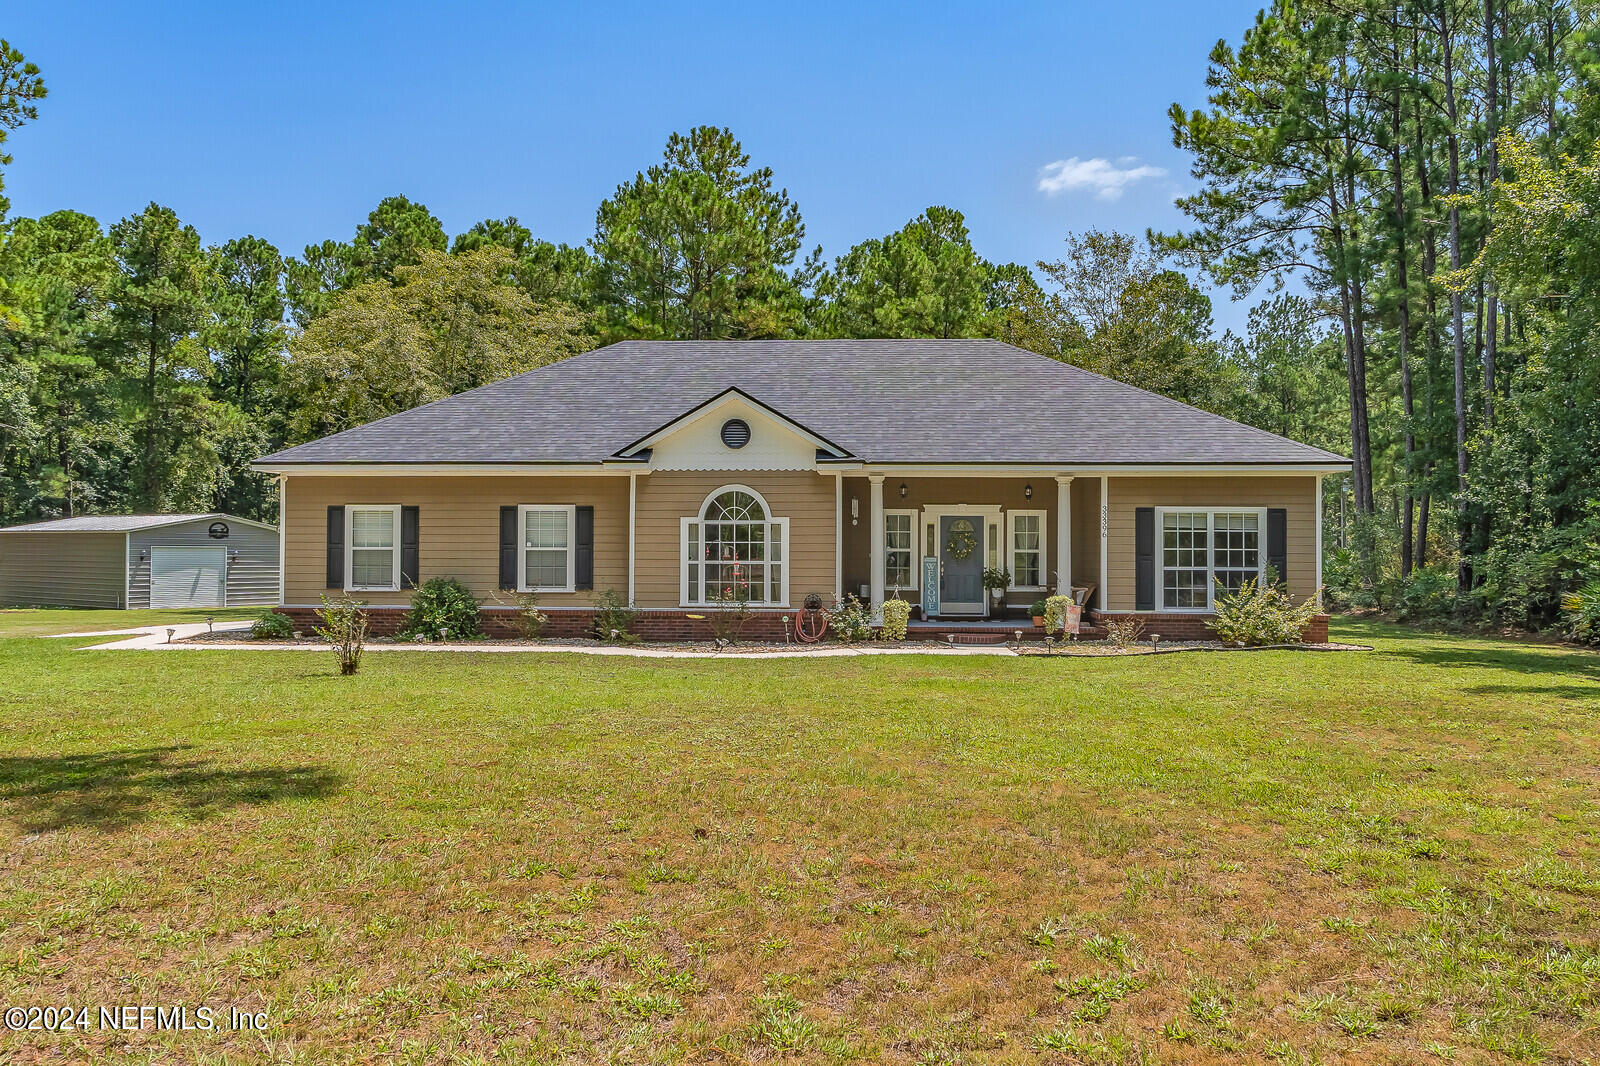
left=0, top=745, right=341, bottom=834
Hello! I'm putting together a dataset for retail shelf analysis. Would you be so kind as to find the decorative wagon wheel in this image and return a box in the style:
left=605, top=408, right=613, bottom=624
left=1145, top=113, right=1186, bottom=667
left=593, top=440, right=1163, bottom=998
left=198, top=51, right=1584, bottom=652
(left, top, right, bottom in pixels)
left=945, top=521, right=977, bottom=561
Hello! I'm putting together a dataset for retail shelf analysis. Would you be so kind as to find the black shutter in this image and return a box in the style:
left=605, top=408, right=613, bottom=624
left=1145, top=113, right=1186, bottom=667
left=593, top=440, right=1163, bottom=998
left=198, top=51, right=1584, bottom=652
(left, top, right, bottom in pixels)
left=326, top=505, right=344, bottom=588
left=1135, top=506, right=1155, bottom=611
left=1267, top=508, right=1288, bottom=587
left=575, top=505, right=594, bottom=590
left=499, top=506, right=517, bottom=590
left=401, top=506, right=419, bottom=589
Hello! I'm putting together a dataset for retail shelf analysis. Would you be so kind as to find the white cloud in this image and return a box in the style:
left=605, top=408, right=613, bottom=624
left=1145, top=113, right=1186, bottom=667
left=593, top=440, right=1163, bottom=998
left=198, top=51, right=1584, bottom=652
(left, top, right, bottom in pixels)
left=1036, top=156, right=1167, bottom=201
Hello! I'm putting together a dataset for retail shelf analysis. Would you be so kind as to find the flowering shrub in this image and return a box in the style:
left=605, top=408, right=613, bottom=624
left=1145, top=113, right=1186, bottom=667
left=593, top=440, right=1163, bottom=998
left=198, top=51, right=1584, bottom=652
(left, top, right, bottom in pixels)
left=1210, top=577, right=1319, bottom=646
left=708, top=576, right=753, bottom=643
left=880, top=598, right=911, bottom=641
left=830, top=594, right=873, bottom=643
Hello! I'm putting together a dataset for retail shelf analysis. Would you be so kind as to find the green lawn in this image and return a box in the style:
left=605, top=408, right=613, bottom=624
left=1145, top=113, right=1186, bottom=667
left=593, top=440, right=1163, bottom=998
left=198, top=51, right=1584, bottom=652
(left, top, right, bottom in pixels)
left=0, top=605, right=259, bottom=638
left=0, top=615, right=1595, bottom=1064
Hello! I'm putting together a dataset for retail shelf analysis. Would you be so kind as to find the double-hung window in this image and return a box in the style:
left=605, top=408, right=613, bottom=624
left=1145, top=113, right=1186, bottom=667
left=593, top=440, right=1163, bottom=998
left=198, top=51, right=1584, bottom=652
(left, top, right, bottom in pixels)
left=519, top=505, right=576, bottom=592
left=884, top=510, right=916, bottom=589
left=1157, top=508, right=1265, bottom=611
left=347, top=505, right=401, bottom=591
left=682, top=486, right=789, bottom=606
left=1008, top=510, right=1047, bottom=589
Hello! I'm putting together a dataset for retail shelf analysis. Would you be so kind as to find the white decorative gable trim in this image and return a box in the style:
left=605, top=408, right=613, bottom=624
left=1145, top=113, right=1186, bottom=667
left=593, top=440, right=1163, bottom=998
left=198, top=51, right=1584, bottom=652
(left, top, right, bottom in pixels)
left=613, top=388, right=853, bottom=472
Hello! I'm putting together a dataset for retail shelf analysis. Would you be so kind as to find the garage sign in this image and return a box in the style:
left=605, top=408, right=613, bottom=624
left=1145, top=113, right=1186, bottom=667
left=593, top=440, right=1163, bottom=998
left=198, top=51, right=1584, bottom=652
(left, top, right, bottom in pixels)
left=207, top=521, right=230, bottom=539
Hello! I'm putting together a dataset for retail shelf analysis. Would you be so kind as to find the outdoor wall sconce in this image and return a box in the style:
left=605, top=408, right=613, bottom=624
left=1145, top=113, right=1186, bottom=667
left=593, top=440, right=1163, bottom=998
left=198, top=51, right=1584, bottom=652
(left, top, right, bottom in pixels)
left=137, top=550, right=148, bottom=562
left=899, top=482, right=908, bottom=499
left=1024, top=483, right=1034, bottom=500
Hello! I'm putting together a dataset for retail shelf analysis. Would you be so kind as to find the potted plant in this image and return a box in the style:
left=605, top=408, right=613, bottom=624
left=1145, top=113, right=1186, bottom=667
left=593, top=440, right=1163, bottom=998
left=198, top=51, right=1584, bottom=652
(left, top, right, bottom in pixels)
left=1030, top=598, right=1049, bottom=627
left=982, top=567, right=1011, bottom=613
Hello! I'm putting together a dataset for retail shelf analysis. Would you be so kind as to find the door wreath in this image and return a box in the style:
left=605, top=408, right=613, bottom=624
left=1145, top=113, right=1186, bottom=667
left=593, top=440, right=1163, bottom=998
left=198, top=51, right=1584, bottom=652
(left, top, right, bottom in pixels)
left=945, top=520, right=977, bottom=561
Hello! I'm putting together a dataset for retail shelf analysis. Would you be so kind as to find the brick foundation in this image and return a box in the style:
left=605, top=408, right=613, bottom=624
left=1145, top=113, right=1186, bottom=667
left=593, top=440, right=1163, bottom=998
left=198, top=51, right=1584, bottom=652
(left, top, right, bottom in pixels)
left=271, top=607, right=1329, bottom=645
left=1092, top=611, right=1330, bottom=643
left=274, top=606, right=801, bottom=642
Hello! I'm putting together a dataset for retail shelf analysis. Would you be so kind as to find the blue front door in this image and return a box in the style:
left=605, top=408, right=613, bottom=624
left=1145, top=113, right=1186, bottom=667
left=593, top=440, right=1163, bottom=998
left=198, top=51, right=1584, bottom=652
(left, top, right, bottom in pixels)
left=939, top=515, right=985, bottom=615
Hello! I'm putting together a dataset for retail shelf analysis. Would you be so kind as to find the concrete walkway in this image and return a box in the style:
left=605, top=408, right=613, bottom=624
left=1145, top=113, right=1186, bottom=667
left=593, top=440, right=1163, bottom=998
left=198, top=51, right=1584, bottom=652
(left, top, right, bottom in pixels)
left=46, top=621, right=256, bottom=650
left=49, top=623, right=1018, bottom=657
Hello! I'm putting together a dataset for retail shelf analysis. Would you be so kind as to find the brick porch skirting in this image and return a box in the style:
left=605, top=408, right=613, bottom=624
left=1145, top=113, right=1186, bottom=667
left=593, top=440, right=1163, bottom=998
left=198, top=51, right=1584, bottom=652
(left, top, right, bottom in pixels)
left=1091, top=611, right=1330, bottom=644
left=273, top=606, right=800, bottom=642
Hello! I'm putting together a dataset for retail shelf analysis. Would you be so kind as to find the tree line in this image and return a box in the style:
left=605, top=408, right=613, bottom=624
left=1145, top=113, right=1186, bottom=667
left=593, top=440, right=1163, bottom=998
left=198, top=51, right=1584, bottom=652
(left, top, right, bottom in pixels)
left=3, top=4, right=1596, bottom=630
left=1163, top=0, right=1599, bottom=628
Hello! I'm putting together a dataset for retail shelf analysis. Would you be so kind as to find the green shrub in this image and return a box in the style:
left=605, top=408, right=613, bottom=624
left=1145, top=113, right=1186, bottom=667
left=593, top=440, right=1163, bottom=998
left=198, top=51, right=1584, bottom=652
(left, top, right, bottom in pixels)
left=1210, top=576, right=1320, bottom=646
left=251, top=611, right=293, bottom=639
left=830, top=594, right=873, bottom=643
left=402, top=577, right=481, bottom=640
left=880, top=598, right=911, bottom=641
left=315, top=595, right=369, bottom=675
left=591, top=589, right=636, bottom=641
left=1029, top=598, right=1049, bottom=619
left=1396, top=566, right=1458, bottom=621
left=1562, top=579, right=1600, bottom=644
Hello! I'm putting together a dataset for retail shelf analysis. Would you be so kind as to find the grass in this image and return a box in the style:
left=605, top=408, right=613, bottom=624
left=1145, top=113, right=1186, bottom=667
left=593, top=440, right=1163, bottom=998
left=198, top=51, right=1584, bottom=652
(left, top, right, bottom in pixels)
left=0, top=605, right=259, bottom=637
left=0, top=613, right=1595, bottom=1063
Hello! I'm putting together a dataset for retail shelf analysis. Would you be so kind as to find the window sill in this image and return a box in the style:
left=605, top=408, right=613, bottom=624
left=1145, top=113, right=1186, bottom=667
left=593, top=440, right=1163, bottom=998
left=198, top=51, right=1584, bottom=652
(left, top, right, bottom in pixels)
left=346, top=585, right=398, bottom=593
left=681, top=603, right=790, bottom=610
left=521, top=586, right=576, bottom=594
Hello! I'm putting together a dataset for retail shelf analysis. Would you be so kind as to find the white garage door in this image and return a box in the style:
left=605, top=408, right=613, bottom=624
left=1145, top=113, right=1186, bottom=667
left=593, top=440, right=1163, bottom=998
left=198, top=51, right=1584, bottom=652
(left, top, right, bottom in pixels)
left=150, top=546, right=227, bottom=608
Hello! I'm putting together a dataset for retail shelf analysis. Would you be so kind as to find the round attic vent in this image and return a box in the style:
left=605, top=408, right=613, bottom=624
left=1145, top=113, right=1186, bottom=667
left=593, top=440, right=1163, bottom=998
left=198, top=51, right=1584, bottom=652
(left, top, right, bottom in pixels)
left=720, top=418, right=751, bottom=449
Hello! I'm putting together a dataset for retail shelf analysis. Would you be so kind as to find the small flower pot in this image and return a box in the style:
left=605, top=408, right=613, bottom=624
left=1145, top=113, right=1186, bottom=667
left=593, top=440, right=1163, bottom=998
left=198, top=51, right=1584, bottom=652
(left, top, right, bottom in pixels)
left=1031, top=615, right=1045, bottom=628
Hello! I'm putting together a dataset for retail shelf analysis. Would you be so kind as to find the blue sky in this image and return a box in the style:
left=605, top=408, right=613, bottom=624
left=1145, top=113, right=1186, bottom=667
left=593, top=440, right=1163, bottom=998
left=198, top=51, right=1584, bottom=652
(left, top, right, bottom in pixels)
left=5, top=0, right=1268, bottom=330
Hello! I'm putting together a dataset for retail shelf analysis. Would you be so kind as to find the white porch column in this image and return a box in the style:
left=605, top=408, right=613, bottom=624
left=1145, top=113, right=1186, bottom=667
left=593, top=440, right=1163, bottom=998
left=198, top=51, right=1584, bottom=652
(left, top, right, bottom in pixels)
left=627, top=472, right=638, bottom=607
left=1099, top=474, right=1110, bottom=611
left=1314, top=474, right=1324, bottom=606
left=834, top=473, right=844, bottom=601
left=868, top=475, right=885, bottom=616
left=1054, top=475, right=1073, bottom=597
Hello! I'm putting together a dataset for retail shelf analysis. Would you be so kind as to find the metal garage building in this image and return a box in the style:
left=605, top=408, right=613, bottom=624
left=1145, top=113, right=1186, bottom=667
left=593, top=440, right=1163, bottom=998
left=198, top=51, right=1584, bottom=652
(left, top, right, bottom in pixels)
left=0, top=513, right=279, bottom=609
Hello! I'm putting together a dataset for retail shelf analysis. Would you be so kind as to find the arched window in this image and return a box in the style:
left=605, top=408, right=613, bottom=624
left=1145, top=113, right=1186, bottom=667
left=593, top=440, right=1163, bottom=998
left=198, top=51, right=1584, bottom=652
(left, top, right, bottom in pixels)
left=682, top=486, right=789, bottom=606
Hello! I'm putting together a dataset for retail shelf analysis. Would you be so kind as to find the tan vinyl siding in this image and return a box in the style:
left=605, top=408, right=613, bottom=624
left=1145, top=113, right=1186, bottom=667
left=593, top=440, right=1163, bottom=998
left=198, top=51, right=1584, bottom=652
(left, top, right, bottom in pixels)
left=633, top=471, right=836, bottom=607
left=126, top=519, right=279, bottom=608
left=283, top=475, right=629, bottom=606
left=0, top=531, right=126, bottom=608
left=1070, top=477, right=1101, bottom=606
left=1104, top=475, right=1318, bottom=610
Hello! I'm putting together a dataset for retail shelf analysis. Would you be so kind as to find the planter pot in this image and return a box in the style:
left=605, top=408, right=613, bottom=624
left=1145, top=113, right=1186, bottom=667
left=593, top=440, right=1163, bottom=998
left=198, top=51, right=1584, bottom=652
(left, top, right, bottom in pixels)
left=1031, top=615, right=1045, bottom=627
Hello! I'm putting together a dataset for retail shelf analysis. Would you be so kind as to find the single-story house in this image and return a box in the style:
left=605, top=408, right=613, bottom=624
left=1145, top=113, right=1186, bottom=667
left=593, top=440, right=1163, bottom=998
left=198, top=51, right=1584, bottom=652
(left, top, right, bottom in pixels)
left=0, top=513, right=280, bottom=609
left=252, top=340, right=1348, bottom=639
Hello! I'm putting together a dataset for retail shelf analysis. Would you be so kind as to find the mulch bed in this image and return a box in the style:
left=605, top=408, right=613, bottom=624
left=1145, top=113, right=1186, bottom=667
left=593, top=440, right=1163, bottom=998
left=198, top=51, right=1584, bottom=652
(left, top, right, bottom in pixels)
left=179, top=631, right=1368, bottom=655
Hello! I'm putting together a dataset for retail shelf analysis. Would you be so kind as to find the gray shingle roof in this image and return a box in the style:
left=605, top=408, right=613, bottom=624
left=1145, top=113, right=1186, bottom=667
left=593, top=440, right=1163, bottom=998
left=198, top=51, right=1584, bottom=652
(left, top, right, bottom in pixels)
left=0, top=513, right=236, bottom=533
left=256, top=340, right=1348, bottom=467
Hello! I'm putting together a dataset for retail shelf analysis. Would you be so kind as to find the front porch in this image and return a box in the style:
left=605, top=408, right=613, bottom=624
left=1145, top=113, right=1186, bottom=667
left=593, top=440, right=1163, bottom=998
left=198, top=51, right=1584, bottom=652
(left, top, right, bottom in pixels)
left=839, top=474, right=1103, bottom=620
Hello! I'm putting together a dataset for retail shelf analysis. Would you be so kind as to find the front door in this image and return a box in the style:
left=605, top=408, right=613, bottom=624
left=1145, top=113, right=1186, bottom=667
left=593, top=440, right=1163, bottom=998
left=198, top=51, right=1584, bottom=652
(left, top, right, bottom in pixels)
left=938, top=515, right=985, bottom=615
